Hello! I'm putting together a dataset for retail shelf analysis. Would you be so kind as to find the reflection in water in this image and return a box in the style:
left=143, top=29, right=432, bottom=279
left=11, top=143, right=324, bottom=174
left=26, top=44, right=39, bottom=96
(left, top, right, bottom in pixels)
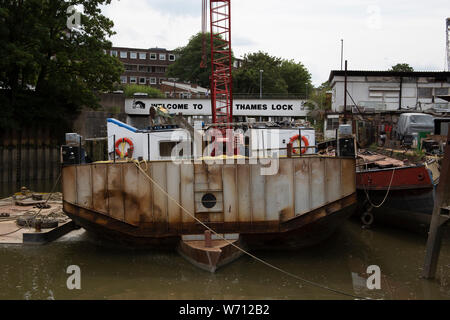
left=1, top=221, right=450, bottom=300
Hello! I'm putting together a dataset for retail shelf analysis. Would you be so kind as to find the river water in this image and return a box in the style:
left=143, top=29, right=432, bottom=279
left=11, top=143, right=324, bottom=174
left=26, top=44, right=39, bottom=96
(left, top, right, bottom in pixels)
left=1, top=217, right=450, bottom=300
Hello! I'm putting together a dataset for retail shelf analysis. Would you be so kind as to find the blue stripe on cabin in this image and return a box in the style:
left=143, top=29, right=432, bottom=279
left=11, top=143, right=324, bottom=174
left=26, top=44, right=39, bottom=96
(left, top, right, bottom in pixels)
left=107, top=118, right=138, bottom=133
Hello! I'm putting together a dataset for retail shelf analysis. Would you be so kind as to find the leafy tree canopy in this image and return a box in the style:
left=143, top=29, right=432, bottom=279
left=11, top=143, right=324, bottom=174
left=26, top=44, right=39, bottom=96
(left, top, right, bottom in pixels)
left=0, top=0, right=123, bottom=130
left=389, top=63, right=414, bottom=72
left=167, top=32, right=230, bottom=88
left=233, top=51, right=312, bottom=98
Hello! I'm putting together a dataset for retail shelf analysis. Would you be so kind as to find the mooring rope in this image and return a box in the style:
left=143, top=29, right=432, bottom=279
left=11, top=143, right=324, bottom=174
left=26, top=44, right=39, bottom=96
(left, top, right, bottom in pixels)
left=361, top=161, right=396, bottom=209
left=131, top=160, right=372, bottom=300
left=0, top=173, right=61, bottom=237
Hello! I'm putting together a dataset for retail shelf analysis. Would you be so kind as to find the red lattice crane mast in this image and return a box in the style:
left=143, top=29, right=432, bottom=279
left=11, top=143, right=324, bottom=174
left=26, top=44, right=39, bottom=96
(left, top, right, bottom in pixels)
left=201, top=0, right=233, bottom=127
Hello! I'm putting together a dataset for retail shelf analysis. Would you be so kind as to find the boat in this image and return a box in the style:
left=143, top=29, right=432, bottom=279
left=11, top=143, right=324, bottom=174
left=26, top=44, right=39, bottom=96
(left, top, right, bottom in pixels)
left=355, top=150, right=440, bottom=232
left=61, top=119, right=357, bottom=271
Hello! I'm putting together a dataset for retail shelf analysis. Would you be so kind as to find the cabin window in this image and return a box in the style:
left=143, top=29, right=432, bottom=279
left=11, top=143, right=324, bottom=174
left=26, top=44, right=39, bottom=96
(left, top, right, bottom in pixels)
left=326, top=118, right=340, bottom=130
left=159, top=142, right=184, bottom=158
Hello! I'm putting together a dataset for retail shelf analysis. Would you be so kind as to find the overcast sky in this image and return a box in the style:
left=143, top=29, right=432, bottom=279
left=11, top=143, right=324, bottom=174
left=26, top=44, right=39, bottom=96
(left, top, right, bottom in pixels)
left=100, top=0, right=449, bottom=86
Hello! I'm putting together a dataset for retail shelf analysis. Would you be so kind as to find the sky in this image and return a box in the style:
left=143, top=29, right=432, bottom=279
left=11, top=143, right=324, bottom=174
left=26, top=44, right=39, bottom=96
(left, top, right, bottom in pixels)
left=100, top=0, right=450, bottom=86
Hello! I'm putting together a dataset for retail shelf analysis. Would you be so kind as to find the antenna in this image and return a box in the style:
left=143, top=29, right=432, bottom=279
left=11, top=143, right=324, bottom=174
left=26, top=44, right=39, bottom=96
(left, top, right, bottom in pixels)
left=446, top=18, right=450, bottom=71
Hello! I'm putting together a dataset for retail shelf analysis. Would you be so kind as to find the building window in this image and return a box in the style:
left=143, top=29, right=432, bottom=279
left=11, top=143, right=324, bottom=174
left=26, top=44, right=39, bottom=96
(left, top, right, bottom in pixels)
left=130, top=77, right=137, bottom=84
left=120, top=76, right=127, bottom=84
left=110, top=50, right=118, bottom=57
left=139, top=52, right=146, bottom=60
left=435, top=88, right=449, bottom=96
left=149, top=77, right=157, bottom=85
left=130, top=52, right=137, bottom=59
left=159, top=53, right=166, bottom=61
left=159, top=78, right=166, bottom=84
left=120, top=51, right=127, bottom=58
left=418, top=87, right=432, bottom=98
left=169, top=54, right=175, bottom=61
left=139, top=77, right=146, bottom=84
left=150, top=53, right=157, bottom=60
left=326, top=118, right=340, bottom=131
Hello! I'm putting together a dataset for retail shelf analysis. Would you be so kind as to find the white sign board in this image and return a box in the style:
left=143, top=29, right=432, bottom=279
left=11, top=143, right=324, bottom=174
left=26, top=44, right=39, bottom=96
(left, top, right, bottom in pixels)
left=125, top=99, right=309, bottom=117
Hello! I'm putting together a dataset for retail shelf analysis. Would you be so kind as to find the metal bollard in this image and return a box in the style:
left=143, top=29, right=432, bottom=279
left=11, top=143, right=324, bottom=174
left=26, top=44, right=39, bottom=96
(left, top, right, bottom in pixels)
left=35, top=218, right=42, bottom=233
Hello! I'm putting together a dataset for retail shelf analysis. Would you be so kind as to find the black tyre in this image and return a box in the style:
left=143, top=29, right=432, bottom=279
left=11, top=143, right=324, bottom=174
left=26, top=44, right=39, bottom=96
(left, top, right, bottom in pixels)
left=361, top=211, right=374, bottom=227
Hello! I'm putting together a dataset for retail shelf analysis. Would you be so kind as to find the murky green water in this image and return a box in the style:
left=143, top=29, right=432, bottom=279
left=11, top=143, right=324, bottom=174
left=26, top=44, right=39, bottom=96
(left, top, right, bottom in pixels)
left=1, top=220, right=450, bottom=300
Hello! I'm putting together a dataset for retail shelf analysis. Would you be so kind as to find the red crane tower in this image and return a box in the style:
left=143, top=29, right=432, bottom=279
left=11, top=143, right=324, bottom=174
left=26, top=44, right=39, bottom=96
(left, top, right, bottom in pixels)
left=202, top=0, right=233, bottom=127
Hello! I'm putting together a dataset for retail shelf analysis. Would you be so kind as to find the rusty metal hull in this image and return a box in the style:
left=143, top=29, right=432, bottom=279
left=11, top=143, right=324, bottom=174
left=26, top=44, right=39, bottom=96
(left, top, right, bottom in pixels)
left=62, top=157, right=357, bottom=249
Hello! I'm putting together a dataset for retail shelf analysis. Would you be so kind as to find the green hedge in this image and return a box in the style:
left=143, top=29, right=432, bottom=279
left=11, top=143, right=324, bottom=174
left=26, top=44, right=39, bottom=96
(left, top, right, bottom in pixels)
left=123, top=85, right=165, bottom=98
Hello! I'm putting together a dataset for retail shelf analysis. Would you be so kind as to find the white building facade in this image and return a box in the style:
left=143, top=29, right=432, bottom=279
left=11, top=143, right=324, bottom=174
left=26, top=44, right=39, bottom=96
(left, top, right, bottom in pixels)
left=329, top=71, right=450, bottom=113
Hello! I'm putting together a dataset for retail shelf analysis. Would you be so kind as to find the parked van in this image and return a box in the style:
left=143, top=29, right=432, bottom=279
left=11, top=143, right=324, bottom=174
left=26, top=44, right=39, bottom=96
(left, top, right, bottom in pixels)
left=394, top=113, right=434, bottom=143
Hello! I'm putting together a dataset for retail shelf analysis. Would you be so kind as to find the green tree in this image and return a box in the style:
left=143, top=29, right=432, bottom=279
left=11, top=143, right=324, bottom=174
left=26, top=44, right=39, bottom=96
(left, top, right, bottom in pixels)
left=280, top=59, right=313, bottom=98
left=233, top=51, right=313, bottom=98
left=306, top=82, right=332, bottom=133
left=167, top=32, right=228, bottom=88
left=233, top=51, right=288, bottom=97
left=0, top=0, right=123, bottom=130
left=389, top=63, right=414, bottom=72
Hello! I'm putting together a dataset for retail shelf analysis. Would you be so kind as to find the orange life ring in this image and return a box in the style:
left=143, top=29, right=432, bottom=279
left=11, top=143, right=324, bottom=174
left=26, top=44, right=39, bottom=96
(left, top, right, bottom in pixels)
left=290, top=135, right=309, bottom=154
left=115, top=138, right=134, bottom=158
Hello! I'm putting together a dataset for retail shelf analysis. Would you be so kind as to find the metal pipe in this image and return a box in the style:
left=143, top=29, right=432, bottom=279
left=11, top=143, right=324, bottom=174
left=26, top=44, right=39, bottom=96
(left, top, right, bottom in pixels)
left=344, top=60, right=348, bottom=124
left=147, top=133, right=150, bottom=161
left=259, top=70, right=264, bottom=99
left=399, top=76, right=403, bottom=110
left=78, top=136, right=82, bottom=165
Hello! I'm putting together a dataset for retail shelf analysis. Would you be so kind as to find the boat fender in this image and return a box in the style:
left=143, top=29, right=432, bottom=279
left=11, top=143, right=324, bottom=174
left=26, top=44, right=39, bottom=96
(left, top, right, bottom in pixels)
left=115, top=138, right=134, bottom=158
left=361, top=211, right=374, bottom=227
left=289, top=135, right=309, bottom=155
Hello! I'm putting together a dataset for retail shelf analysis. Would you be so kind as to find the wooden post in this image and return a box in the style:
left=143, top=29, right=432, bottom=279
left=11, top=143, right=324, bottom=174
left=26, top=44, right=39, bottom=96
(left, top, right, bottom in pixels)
left=287, top=143, right=293, bottom=158
left=204, top=230, right=212, bottom=248
left=423, top=134, right=450, bottom=279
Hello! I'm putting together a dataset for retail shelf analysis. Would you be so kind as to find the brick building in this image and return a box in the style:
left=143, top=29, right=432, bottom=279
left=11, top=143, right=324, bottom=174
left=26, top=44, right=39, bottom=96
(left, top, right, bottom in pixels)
left=109, top=47, right=177, bottom=87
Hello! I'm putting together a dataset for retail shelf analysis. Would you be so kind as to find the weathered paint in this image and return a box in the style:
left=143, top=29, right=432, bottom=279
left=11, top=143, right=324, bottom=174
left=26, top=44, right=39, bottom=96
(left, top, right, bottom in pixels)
left=62, top=157, right=356, bottom=235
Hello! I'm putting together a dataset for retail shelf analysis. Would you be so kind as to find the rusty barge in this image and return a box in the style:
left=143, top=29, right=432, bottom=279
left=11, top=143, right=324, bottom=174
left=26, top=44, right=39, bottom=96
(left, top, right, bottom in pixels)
left=62, top=157, right=357, bottom=248
left=61, top=119, right=357, bottom=271
left=62, top=157, right=357, bottom=271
